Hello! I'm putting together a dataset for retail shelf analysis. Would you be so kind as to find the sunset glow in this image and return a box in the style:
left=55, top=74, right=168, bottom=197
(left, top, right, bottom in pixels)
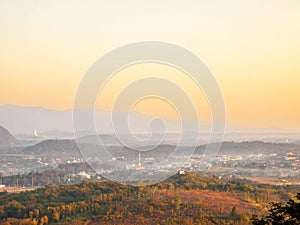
left=1, top=0, right=300, bottom=129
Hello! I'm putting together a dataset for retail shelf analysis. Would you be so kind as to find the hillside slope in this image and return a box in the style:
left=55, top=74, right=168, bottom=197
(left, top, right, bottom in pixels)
left=0, top=125, right=15, bottom=146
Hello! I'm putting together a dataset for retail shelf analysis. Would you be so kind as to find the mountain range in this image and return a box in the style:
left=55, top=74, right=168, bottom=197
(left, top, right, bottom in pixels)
left=1, top=105, right=299, bottom=144
left=0, top=105, right=191, bottom=136
left=10, top=136, right=300, bottom=158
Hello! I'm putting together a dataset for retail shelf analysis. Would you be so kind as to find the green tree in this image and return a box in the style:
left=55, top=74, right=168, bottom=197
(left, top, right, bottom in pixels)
left=4, top=200, right=25, bottom=218
left=252, top=193, right=300, bottom=224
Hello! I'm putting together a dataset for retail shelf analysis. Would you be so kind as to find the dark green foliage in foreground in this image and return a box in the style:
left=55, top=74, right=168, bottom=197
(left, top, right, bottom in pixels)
left=252, top=193, right=300, bottom=225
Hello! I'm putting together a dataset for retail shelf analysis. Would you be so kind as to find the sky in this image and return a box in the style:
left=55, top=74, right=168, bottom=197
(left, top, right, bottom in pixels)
left=0, top=0, right=300, bottom=130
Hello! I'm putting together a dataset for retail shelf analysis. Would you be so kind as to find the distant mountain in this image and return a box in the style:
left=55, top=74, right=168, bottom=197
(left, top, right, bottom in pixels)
left=1, top=105, right=298, bottom=143
left=22, top=139, right=108, bottom=162
left=76, top=133, right=193, bottom=146
left=24, top=139, right=82, bottom=158
left=77, top=134, right=119, bottom=145
left=23, top=139, right=300, bottom=160
left=196, top=141, right=300, bottom=156
left=0, top=125, right=15, bottom=146
left=0, top=105, right=72, bottom=135
left=0, top=105, right=187, bottom=136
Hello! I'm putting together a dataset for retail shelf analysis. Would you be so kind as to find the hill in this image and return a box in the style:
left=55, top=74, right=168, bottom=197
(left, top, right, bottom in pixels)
left=22, top=139, right=106, bottom=163
left=0, top=173, right=298, bottom=225
left=21, top=139, right=300, bottom=157
left=195, top=141, right=300, bottom=156
left=23, top=139, right=81, bottom=158
left=0, top=125, right=15, bottom=146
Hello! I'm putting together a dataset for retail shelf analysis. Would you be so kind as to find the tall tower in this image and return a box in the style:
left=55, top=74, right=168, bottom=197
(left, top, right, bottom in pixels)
left=138, top=151, right=141, bottom=167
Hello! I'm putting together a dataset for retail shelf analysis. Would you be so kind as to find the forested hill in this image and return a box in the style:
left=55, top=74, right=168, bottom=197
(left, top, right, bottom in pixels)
left=17, top=139, right=300, bottom=161
left=0, top=173, right=299, bottom=225
left=24, top=139, right=81, bottom=156
left=196, top=141, right=300, bottom=155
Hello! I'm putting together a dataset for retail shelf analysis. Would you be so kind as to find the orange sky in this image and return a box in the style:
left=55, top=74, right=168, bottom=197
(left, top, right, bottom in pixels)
left=0, top=1, right=300, bottom=129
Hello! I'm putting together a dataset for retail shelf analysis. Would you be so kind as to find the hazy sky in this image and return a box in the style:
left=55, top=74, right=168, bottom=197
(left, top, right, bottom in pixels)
left=0, top=0, right=300, bottom=129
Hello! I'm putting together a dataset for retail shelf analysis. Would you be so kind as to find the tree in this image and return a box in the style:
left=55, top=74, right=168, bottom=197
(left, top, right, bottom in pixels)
left=252, top=193, right=300, bottom=224
left=231, top=206, right=238, bottom=217
left=4, top=200, right=25, bottom=218
left=40, top=215, right=49, bottom=225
